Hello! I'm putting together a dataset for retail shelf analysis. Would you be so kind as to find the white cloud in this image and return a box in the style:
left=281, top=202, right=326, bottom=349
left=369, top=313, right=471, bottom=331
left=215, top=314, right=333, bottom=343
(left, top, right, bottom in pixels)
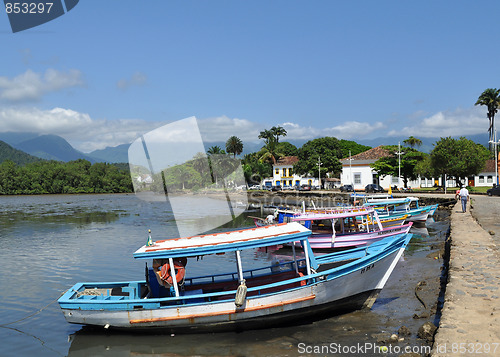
left=197, top=116, right=263, bottom=142
left=388, top=107, right=488, bottom=138
left=0, top=69, right=84, bottom=102
left=0, top=107, right=161, bottom=152
left=6, top=106, right=486, bottom=155
left=117, top=72, right=148, bottom=90
left=280, top=121, right=386, bottom=140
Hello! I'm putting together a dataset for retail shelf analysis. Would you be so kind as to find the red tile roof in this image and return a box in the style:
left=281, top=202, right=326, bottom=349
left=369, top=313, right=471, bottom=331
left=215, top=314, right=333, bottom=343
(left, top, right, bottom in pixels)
left=275, top=156, right=299, bottom=166
left=483, top=159, right=498, bottom=173
left=341, top=146, right=391, bottom=162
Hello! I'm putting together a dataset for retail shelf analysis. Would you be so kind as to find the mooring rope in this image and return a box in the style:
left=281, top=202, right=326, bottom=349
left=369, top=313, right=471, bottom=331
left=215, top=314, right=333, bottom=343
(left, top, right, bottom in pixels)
left=0, top=290, right=66, bottom=327
left=414, top=281, right=427, bottom=309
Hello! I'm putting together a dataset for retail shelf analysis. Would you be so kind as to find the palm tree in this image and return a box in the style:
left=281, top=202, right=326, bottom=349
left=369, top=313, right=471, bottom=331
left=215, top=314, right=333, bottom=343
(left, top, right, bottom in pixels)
left=258, top=129, right=275, bottom=147
left=225, top=136, right=243, bottom=158
left=258, top=129, right=283, bottom=164
left=403, top=136, right=422, bottom=148
left=475, top=88, right=500, bottom=146
left=207, top=146, right=225, bottom=155
left=270, top=126, right=287, bottom=143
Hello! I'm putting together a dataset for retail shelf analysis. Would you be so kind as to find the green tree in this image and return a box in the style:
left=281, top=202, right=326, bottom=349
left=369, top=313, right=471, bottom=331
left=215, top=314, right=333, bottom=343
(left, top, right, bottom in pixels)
left=294, top=137, right=343, bottom=177
left=371, top=145, right=426, bottom=188
left=414, top=154, right=433, bottom=180
left=403, top=136, right=423, bottom=149
left=225, top=136, right=243, bottom=158
left=270, top=126, right=287, bottom=143
left=0, top=159, right=133, bottom=195
left=338, top=139, right=371, bottom=158
left=276, top=142, right=298, bottom=157
left=242, top=152, right=272, bottom=185
left=258, top=129, right=283, bottom=164
left=475, top=88, right=500, bottom=145
left=207, top=146, right=225, bottom=155
left=431, top=137, right=490, bottom=184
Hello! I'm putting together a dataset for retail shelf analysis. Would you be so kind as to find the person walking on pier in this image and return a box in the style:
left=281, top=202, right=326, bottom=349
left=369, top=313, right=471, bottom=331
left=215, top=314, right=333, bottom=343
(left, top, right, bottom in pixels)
left=459, top=185, right=469, bottom=213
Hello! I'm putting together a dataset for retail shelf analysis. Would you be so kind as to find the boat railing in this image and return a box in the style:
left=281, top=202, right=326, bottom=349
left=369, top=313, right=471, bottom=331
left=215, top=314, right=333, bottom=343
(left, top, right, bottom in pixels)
left=184, top=259, right=307, bottom=287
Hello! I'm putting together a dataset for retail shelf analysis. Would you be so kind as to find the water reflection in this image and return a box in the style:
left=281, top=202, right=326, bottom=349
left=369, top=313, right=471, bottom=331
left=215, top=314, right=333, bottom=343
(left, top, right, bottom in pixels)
left=67, top=328, right=299, bottom=357
left=0, top=195, right=450, bottom=357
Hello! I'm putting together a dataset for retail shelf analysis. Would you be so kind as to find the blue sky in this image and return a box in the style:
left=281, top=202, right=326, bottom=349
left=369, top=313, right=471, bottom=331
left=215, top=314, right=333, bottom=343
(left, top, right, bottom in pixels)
left=1, top=1, right=499, bottom=152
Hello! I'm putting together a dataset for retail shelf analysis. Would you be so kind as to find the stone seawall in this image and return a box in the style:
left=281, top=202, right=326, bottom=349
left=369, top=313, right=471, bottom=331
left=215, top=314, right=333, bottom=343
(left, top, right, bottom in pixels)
left=247, top=190, right=455, bottom=209
left=431, top=199, right=500, bottom=356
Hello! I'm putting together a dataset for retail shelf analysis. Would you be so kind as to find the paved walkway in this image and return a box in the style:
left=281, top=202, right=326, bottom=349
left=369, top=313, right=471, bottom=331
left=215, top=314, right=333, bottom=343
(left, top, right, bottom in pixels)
left=431, top=196, right=500, bottom=356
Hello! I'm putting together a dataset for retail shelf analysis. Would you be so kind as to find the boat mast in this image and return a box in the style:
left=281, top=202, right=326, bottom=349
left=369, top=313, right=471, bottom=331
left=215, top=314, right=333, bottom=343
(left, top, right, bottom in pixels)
left=235, top=250, right=244, bottom=283
left=168, top=257, right=180, bottom=297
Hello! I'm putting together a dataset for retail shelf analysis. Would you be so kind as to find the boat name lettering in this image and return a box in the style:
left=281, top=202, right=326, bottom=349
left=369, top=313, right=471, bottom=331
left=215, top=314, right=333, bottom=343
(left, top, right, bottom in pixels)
left=360, top=263, right=375, bottom=274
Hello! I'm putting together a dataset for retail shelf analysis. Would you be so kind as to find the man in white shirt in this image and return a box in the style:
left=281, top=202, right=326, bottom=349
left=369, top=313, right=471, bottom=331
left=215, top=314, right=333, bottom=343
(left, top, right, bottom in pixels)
left=459, top=186, right=469, bottom=213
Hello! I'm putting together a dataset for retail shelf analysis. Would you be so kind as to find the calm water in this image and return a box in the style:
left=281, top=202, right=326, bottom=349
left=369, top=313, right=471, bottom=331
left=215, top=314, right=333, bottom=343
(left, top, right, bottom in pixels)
left=0, top=194, right=449, bottom=357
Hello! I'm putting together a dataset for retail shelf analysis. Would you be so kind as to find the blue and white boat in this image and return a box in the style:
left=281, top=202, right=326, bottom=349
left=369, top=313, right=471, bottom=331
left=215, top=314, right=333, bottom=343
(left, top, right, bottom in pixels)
left=58, top=223, right=412, bottom=332
left=363, top=197, right=434, bottom=222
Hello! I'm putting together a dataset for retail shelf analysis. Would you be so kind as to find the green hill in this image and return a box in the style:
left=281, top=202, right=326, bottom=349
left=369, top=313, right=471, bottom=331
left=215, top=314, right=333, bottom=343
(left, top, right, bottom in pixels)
left=0, top=141, right=43, bottom=165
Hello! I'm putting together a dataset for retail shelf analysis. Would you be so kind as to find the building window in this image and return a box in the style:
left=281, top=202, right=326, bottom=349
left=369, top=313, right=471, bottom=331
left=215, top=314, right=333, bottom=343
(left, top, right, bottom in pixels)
left=479, top=176, right=484, bottom=183
left=391, top=176, right=399, bottom=184
left=487, top=176, right=493, bottom=183
left=354, top=173, right=361, bottom=184
left=276, top=180, right=281, bottom=186
left=288, top=168, right=292, bottom=176
left=275, top=169, right=279, bottom=175
left=289, top=180, right=293, bottom=186
left=283, top=168, right=286, bottom=176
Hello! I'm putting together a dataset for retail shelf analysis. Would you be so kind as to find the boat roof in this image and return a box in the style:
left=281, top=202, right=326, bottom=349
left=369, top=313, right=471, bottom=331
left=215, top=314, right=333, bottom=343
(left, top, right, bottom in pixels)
left=133, top=222, right=311, bottom=260
left=291, top=207, right=375, bottom=221
left=364, top=197, right=411, bottom=205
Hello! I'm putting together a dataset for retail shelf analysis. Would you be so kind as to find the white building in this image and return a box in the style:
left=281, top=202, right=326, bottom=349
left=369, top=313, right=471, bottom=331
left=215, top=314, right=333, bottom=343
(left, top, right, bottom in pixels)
left=340, top=146, right=394, bottom=190
left=262, top=156, right=319, bottom=188
left=340, top=146, right=499, bottom=190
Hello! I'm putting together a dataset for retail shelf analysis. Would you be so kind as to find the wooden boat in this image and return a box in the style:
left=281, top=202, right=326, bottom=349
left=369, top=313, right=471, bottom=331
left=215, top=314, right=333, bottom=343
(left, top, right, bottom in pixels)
left=363, top=197, right=433, bottom=222
left=58, top=223, right=412, bottom=332
left=290, top=207, right=412, bottom=249
left=272, top=206, right=409, bottom=230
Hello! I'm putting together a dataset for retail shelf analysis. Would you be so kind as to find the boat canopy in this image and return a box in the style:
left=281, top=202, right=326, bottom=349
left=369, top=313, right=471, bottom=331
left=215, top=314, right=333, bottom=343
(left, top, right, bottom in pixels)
left=133, top=222, right=312, bottom=260
left=291, top=207, right=376, bottom=221
left=364, top=197, right=411, bottom=206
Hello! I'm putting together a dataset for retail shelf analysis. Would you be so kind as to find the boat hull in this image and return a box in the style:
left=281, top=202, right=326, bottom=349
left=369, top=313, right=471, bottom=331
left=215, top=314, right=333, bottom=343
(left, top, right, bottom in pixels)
left=303, top=223, right=411, bottom=249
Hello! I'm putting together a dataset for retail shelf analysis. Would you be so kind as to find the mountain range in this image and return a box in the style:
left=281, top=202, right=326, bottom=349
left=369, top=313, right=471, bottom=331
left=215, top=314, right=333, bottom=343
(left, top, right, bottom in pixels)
left=0, top=131, right=492, bottom=165
left=0, top=132, right=129, bottom=164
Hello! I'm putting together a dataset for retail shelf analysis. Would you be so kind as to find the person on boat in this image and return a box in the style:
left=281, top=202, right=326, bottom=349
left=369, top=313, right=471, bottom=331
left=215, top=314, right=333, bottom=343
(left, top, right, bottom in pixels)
left=458, top=185, right=469, bottom=213
left=266, top=214, right=275, bottom=224
left=152, top=258, right=187, bottom=287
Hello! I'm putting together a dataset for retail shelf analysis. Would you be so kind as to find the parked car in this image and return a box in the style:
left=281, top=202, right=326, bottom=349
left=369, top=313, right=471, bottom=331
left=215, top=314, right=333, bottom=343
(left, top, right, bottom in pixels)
left=271, top=186, right=282, bottom=191
left=365, top=184, right=384, bottom=193
left=248, top=185, right=261, bottom=190
left=340, top=184, right=354, bottom=192
left=282, top=185, right=294, bottom=190
left=487, top=184, right=500, bottom=196
left=299, top=185, right=311, bottom=191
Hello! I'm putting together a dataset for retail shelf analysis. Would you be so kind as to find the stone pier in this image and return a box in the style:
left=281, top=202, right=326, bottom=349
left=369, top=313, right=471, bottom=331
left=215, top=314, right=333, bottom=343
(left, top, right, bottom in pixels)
left=432, top=197, right=500, bottom=356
